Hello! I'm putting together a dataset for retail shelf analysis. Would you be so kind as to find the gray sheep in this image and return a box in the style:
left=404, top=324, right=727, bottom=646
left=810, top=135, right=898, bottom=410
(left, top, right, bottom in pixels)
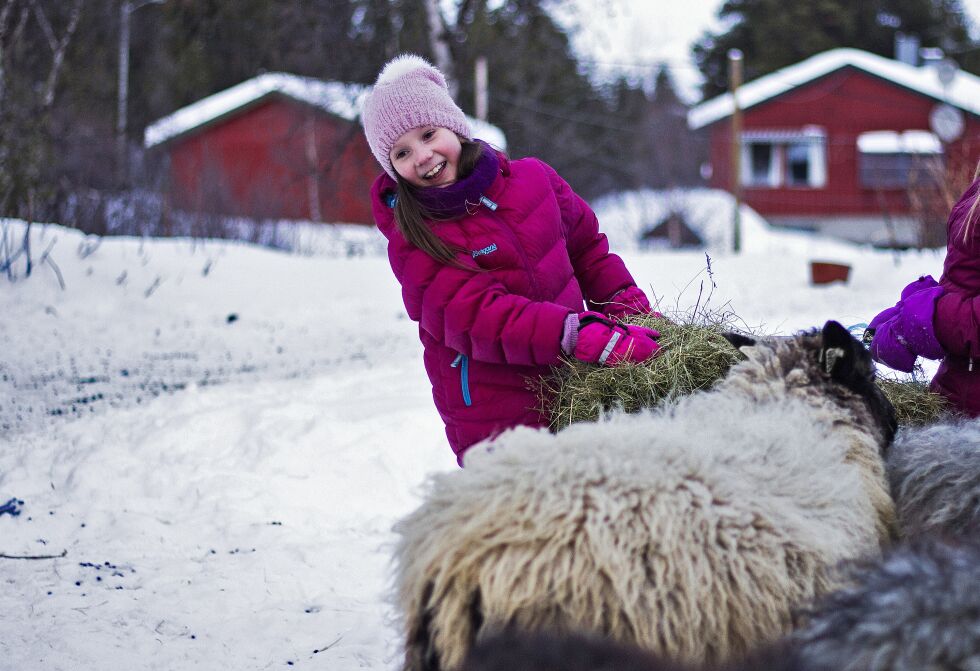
left=794, top=537, right=980, bottom=671
left=887, top=417, right=980, bottom=538
left=392, top=322, right=897, bottom=671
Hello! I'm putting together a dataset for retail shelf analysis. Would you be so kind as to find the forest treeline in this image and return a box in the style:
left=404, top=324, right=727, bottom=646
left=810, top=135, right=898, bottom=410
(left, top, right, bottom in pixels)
left=0, top=0, right=976, bottom=234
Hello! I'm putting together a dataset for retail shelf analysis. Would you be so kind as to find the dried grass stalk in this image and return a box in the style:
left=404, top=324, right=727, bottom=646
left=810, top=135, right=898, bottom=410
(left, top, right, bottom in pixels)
left=876, top=376, right=950, bottom=426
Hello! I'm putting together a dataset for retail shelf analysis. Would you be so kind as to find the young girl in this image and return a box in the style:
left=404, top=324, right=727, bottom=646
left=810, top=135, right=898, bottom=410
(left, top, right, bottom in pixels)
left=361, top=54, right=660, bottom=464
left=867, top=161, right=980, bottom=416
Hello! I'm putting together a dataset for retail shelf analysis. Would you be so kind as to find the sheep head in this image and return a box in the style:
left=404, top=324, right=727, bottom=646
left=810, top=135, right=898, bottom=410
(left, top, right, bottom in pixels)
left=722, top=321, right=898, bottom=544
left=722, top=320, right=897, bottom=451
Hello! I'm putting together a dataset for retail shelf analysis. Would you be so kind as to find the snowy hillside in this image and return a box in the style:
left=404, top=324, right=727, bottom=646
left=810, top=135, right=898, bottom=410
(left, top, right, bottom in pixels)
left=0, top=213, right=945, bottom=670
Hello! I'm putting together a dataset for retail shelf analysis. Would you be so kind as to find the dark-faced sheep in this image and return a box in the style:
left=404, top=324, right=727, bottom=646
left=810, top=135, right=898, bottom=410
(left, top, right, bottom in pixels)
left=887, top=417, right=980, bottom=538
left=460, top=628, right=697, bottom=671
left=459, top=628, right=803, bottom=671
left=393, top=322, right=897, bottom=671
left=793, top=537, right=980, bottom=671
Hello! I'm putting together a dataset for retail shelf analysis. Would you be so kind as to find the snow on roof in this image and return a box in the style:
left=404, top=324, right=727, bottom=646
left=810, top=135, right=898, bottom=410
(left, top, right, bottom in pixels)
left=144, top=72, right=507, bottom=151
left=144, top=73, right=365, bottom=147
left=688, top=48, right=980, bottom=130
left=857, top=130, right=942, bottom=154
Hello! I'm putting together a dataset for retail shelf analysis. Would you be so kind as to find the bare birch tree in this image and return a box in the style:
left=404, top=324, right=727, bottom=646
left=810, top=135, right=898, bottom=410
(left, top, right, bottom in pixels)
left=0, top=0, right=84, bottom=280
left=423, top=0, right=456, bottom=96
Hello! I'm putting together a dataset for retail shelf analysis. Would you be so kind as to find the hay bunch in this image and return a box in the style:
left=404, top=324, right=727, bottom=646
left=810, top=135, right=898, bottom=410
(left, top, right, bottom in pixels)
left=876, top=376, right=950, bottom=426
left=539, top=311, right=951, bottom=431
left=539, top=311, right=747, bottom=431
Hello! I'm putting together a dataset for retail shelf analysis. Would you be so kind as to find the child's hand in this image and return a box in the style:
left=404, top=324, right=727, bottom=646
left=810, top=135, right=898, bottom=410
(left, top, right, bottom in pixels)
left=572, top=312, right=660, bottom=365
left=866, top=276, right=945, bottom=372
left=602, top=286, right=653, bottom=318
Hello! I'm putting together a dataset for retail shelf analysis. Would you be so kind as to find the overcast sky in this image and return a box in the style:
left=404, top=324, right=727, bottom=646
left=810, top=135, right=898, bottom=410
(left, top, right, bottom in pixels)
left=565, top=0, right=980, bottom=102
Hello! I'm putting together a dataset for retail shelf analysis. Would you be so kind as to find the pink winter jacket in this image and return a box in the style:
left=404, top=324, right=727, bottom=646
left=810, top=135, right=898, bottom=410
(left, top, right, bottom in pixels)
left=932, top=177, right=980, bottom=416
left=371, top=154, right=640, bottom=463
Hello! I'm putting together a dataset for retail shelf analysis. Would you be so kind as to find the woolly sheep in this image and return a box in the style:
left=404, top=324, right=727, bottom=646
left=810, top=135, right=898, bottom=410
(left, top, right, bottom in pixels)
left=460, top=540, right=980, bottom=671
left=392, top=322, right=897, bottom=671
left=887, top=417, right=980, bottom=538
left=793, top=537, right=980, bottom=671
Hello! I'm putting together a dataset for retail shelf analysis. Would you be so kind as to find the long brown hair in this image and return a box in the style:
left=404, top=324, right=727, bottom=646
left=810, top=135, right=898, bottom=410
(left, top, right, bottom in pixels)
left=962, top=158, right=980, bottom=244
left=393, top=139, right=484, bottom=268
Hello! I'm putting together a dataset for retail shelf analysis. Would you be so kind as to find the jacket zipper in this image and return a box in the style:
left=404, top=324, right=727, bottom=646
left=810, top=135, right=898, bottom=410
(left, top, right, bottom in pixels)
left=451, top=353, right=472, bottom=407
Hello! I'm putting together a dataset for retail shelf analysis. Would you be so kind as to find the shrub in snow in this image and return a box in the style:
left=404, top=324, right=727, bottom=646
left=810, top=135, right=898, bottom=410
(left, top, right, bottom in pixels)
left=392, top=321, right=897, bottom=671
left=887, top=417, right=980, bottom=538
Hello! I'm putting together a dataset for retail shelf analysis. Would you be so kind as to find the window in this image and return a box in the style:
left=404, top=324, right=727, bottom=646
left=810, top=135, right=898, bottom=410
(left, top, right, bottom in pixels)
left=740, top=128, right=827, bottom=189
left=786, top=144, right=811, bottom=185
left=857, top=130, right=942, bottom=189
left=749, top=144, right=776, bottom=186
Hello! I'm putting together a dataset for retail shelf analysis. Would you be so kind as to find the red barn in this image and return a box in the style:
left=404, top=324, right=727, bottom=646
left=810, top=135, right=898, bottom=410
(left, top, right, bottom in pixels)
left=144, top=73, right=505, bottom=225
left=688, top=48, right=980, bottom=246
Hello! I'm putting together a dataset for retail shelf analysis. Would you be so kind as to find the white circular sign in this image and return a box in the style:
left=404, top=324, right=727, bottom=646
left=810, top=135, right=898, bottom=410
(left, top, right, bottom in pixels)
left=930, top=103, right=965, bottom=143
left=937, top=58, right=958, bottom=87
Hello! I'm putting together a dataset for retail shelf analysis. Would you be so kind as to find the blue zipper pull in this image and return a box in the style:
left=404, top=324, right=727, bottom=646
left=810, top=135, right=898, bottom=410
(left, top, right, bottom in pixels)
left=479, top=195, right=498, bottom=211
left=451, top=353, right=472, bottom=406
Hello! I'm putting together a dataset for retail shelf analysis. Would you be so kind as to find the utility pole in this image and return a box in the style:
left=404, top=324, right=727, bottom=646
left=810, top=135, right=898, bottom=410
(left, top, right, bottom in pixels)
left=117, top=0, right=164, bottom=186
left=728, top=49, right=744, bottom=254
left=475, top=57, right=488, bottom=122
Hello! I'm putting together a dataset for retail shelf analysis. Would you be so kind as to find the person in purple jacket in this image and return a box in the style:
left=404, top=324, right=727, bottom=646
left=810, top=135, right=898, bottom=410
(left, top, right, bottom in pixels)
left=361, top=54, right=661, bottom=464
left=866, top=163, right=980, bottom=417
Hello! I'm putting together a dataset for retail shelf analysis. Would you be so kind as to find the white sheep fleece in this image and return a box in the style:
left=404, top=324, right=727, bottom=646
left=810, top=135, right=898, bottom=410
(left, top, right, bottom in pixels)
left=393, top=334, right=895, bottom=671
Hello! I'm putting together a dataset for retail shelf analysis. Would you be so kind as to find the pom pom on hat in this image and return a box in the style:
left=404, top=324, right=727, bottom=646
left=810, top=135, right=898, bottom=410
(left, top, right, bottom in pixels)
left=362, top=54, right=472, bottom=180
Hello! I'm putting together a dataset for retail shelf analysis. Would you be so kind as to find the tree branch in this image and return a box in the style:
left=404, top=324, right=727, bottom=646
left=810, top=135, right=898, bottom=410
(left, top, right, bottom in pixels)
left=423, top=0, right=456, bottom=97
left=0, top=549, right=67, bottom=560
left=27, top=0, right=56, bottom=52
left=10, top=4, right=28, bottom=48
left=0, top=0, right=16, bottom=115
left=43, top=0, right=84, bottom=108
left=39, top=236, right=64, bottom=289
left=0, top=0, right=17, bottom=38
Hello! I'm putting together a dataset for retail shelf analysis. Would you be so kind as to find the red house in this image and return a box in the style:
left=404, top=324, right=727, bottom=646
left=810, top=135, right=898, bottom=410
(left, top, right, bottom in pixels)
left=688, top=48, right=980, bottom=245
left=144, top=73, right=505, bottom=225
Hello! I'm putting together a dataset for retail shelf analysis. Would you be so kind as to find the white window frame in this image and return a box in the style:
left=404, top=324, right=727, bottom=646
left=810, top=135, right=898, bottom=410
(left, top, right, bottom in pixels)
left=739, top=127, right=827, bottom=189
left=857, top=130, right=943, bottom=190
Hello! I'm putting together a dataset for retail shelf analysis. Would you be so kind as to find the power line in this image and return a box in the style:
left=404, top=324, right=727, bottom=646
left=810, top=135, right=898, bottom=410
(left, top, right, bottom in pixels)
left=491, top=91, right=645, bottom=133
left=575, top=57, right=703, bottom=71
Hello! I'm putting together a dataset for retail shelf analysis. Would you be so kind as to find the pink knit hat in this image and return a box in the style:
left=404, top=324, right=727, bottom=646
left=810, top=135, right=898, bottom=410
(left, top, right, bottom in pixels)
left=362, top=54, right=472, bottom=180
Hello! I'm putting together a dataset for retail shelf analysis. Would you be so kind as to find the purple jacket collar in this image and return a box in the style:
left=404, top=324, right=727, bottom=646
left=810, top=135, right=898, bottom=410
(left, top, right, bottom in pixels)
left=375, top=141, right=506, bottom=221
left=413, top=141, right=501, bottom=219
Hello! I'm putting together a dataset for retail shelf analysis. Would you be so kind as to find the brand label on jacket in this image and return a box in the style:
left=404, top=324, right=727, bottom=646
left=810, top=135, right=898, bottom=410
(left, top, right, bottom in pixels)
left=471, top=243, right=498, bottom=258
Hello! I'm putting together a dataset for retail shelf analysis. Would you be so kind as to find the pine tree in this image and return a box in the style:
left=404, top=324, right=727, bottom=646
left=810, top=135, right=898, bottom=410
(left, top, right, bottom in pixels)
left=453, top=0, right=629, bottom=198
left=647, top=65, right=705, bottom=188
left=693, top=0, right=977, bottom=98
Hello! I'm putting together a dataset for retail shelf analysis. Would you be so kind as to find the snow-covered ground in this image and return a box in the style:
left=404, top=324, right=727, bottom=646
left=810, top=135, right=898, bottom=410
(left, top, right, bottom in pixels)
left=0, top=196, right=945, bottom=670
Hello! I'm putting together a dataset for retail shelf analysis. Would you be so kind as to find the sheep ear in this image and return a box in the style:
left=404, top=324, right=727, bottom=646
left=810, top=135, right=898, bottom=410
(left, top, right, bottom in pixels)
left=723, top=332, right=757, bottom=351
left=820, top=320, right=870, bottom=381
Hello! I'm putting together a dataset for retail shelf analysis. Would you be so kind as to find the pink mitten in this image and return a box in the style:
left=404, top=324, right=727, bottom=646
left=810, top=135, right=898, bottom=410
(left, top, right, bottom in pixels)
left=570, top=312, right=660, bottom=365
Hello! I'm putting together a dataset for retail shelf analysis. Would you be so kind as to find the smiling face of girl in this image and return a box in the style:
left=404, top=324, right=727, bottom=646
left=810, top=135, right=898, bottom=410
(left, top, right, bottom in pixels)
left=389, top=126, right=463, bottom=188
